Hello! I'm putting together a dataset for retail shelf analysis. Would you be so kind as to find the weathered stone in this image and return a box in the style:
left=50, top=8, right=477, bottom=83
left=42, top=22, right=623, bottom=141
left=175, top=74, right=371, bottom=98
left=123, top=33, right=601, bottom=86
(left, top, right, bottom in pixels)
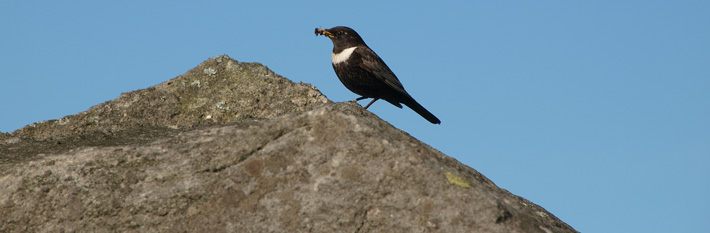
left=0, top=56, right=576, bottom=232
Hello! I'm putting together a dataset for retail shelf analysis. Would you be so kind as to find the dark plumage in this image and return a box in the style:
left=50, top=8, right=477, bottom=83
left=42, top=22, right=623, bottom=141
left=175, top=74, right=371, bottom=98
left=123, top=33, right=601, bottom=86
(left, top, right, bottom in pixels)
left=315, top=26, right=441, bottom=124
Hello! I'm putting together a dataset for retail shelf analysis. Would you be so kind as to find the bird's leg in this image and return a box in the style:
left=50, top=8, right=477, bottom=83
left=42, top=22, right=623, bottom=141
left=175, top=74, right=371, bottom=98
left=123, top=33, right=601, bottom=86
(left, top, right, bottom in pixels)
left=350, top=96, right=377, bottom=109
left=363, top=98, right=379, bottom=109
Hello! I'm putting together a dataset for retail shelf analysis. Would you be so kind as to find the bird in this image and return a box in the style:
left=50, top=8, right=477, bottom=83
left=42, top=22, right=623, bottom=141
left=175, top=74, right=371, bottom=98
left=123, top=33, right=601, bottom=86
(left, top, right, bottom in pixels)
left=315, top=26, right=441, bottom=124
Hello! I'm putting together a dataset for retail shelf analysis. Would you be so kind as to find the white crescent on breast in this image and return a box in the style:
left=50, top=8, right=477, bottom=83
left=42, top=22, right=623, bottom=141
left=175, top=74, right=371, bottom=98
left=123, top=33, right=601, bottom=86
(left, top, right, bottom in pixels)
left=331, top=47, right=357, bottom=65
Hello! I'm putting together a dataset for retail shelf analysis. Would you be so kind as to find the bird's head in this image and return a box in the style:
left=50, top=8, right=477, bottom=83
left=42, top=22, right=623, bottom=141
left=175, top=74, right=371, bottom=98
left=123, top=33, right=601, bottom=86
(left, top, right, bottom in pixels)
left=315, top=26, right=366, bottom=49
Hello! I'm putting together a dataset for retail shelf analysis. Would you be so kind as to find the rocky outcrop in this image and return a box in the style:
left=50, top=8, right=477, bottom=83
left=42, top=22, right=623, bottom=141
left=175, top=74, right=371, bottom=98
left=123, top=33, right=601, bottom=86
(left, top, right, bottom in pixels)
left=0, top=55, right=576, bottom=232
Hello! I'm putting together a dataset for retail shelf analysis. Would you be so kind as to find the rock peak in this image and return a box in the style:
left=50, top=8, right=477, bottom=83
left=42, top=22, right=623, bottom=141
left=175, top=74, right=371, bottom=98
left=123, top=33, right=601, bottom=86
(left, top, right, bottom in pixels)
left=0, top=55, right=577, bottom=232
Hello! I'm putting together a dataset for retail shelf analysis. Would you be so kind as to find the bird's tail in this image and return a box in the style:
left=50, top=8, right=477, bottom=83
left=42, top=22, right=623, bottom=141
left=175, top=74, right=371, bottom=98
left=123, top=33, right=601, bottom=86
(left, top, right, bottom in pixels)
left=402, top=98, right=441, bottom=124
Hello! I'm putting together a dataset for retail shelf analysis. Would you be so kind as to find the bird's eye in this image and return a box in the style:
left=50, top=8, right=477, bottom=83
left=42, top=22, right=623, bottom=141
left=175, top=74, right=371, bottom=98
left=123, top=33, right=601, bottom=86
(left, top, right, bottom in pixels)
left=336, top=31, right=344, bottom=36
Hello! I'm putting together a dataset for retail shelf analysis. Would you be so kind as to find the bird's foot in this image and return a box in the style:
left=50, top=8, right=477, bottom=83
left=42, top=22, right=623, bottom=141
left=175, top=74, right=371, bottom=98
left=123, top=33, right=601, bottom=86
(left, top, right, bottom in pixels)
left=346, top=97, right=378, bottom=109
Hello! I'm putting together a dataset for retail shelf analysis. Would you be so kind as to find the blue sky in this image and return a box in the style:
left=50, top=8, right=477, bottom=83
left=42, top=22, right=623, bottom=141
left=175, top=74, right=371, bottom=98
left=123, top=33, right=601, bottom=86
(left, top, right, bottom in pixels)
left=2, top=1, right=708, bottom=232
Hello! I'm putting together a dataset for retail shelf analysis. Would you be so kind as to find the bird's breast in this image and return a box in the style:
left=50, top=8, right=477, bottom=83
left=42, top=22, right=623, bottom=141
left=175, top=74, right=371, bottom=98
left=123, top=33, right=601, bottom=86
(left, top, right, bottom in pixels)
left=331, top=47, right=357, bottom=65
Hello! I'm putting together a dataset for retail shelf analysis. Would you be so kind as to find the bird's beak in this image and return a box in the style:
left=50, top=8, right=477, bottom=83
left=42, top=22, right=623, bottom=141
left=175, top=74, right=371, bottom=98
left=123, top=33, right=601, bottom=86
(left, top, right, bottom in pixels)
left=315, top=28, right=334, bottom=38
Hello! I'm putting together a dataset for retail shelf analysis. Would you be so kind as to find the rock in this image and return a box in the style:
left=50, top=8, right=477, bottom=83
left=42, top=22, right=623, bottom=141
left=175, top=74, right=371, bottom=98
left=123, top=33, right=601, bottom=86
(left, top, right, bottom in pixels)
left=8, top=55, right=329, bottom=141
left=1, top=55, right=329, bottom=164
left=0, top=55, right=577, bottom=232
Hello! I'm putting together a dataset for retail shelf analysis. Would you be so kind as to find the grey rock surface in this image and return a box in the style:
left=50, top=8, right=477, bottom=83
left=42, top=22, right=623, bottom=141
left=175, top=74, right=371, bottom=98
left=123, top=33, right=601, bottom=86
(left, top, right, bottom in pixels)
left=1, top=55, right=328, bottom=164
left=0, top=55, right=577, bottom=232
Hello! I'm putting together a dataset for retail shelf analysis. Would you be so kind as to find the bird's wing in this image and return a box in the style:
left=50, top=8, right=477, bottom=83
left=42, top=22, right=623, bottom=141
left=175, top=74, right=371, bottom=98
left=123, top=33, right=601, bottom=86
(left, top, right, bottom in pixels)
left=358, top=47, right=409, bottom=96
